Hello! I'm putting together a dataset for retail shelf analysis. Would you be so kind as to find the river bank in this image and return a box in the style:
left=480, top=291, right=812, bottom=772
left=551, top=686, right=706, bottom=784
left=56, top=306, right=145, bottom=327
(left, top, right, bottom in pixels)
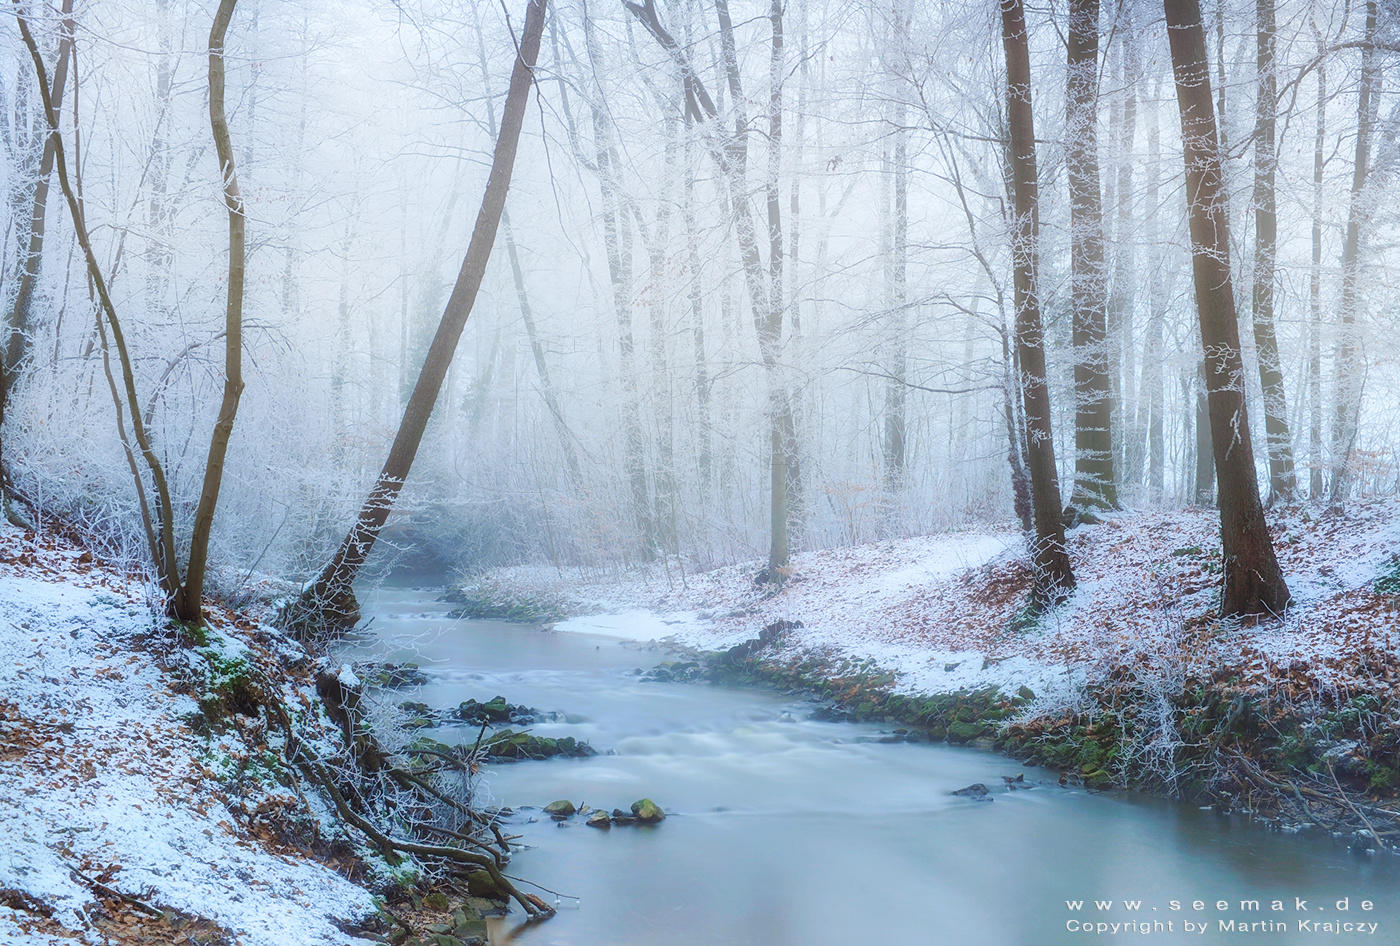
left=0, top=521, right=538, bottom=946
left=450, top=501, right=1400, bottom=850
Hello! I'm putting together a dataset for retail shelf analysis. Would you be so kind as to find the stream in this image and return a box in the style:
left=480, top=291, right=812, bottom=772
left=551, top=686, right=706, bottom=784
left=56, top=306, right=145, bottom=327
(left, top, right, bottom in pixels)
left=347, top=585, right=1397, bottom=945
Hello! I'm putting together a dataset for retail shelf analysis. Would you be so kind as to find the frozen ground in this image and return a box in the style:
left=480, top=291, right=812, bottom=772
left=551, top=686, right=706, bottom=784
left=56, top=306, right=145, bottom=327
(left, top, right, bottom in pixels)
left=0, top=523, right=375, bottom=945
left=465, top=501, right=1400, bottom=708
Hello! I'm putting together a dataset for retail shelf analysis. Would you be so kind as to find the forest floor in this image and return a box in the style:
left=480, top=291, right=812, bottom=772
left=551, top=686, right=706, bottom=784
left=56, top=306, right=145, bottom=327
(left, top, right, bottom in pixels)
left=454, top=499, right=1400, bottom=846
left=0, top=522, right=379, bottom=945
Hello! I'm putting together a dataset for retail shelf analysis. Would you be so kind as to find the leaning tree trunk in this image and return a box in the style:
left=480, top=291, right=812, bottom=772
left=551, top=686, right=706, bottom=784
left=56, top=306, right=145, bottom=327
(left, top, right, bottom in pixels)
left=1164, top=0, right=1290, bottom=618
left=1329, top=0, right=1378, bottom=502
left=1064, top=0, right=1116, bottom=512
left=15, top=9, right=184, bottom=600
left=1249, top=0, right=1296, bottom=503
left=1001, top=0, right=1075, bottom=607
left=289, top=0, right=547, bottom=634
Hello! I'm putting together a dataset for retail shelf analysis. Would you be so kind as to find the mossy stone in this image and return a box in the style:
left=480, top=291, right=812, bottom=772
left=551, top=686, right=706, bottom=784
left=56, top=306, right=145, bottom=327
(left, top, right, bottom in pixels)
left=630, top=798, right=665, bottom=823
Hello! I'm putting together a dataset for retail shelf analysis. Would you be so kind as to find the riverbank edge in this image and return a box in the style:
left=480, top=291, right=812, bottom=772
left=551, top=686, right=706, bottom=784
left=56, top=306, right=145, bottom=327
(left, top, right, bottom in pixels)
left=0, top=523, right=539, bottom=946
left=443, top=582, right=1399, bottom=854
left=683, top=618, right=1400, bottom=855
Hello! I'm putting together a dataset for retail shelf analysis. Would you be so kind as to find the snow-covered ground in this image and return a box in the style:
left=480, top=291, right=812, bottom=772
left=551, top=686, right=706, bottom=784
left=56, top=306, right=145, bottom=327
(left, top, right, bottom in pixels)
left=0, top=524, right=375, bottom=945
left=465, top=501, right=1400, bottom=708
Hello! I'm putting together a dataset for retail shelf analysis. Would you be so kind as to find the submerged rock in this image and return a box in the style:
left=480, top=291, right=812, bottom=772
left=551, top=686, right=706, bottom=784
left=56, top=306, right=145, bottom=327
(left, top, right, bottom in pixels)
left=399, top=700, right=439, bottom=729
left=952, top=783, right=993, bottom=801
left=610, top=808, right=637, bottom=825
left=482, top=729, right=596, bottom=761
left=809, top=704, right=852, bottom=723
left=641, top=661, right=706, bottom=683
left=354, top=661, right=429, bottom=689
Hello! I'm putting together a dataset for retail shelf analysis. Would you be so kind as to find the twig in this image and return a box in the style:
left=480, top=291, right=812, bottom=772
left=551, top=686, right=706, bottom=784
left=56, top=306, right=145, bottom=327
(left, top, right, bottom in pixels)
left=63, top=862, right=164, bottom=918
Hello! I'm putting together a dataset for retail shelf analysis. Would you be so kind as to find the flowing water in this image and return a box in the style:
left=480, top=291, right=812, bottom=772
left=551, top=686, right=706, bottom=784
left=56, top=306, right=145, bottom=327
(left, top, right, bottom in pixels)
left=349, top=585, right=1397, bottom=945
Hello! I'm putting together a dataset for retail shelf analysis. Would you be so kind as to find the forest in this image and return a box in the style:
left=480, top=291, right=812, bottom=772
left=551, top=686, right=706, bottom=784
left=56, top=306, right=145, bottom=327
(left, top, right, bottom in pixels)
left=1, top=0, right=1399, bottom=944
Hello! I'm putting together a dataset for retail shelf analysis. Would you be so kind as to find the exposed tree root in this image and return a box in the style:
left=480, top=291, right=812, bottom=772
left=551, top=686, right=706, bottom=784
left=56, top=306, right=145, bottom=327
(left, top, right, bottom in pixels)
left=259, top=670, right=553, bottom=921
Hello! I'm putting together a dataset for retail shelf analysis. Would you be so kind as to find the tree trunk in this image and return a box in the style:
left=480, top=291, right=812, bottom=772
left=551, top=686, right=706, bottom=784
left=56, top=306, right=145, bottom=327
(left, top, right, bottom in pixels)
left=291, top=0, right=547, bottom=633
left=1164, top=0, right=1289, bottom=618
left=1110, top=18, right=1140, bottom=490
left=1142, top=81, right=1167, bottom=498
left=1329, top=0, right=1378, bottom=502
left=1065, top=0, right=1116, bottom=512
left=1308, top=44, right=1326, bottom=500
left=1194, top=366, right=1215, bottom=504
left=882, top=31, right=909, bottom=498
left=1249, top=0, right=1296, bottom=502
left=1002, top=326, right=1034, bottom=533
left=761, top=0, right=790, bottom=570
left=1001, top=0, right=1075, bottom=606
left=173, top=0, right=246, bottom=624
left=681, top=122, right=712, bottom=501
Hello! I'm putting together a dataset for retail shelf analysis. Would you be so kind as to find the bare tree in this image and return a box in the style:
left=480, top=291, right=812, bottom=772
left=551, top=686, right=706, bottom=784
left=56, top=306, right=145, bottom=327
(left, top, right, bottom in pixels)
left=1329, top=0, right=1379, bottom=502
left=1164, top=0, right=1290, bottom=618
left=1307, top=28, right=1327, bottom=500
left=15, top=0, right=246, bottom=625
left=624, top=0, right=796, bottom=577
left=288, top=0, right=548, bottom=632
left=1001, top=0, right=1075, bottom=606
left=1249, top=0, right=1297, bottom=502
left=1065, top=0, right=1117, bottom=513
left=174, top=0, right=247, bottom=623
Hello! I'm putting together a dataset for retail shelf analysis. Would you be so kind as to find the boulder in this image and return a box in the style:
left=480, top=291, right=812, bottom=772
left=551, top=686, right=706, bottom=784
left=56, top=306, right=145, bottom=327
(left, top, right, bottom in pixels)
left=464, top=869, right=506, bottom=899
left=355, top=662, right=428, bottom=689
left=544, top=799, right=576, bottom=818
left=399, top=701, right=438, bottom=729
left=585, top=810, right=612, bottom=829
left=630, top=798, right=665, bottom=823
left=481, top=729, right=597, bottom=761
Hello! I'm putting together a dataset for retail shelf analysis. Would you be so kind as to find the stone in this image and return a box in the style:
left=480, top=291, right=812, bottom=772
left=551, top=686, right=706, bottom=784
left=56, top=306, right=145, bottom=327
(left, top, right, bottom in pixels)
left=464, top=870, right=506, bottom=899
left=585, top=810, right=611, bottom=828
left=952, top=783, right=993, bottom=801
left=630, top=798, right=665, bottom=823
left=946, top=720, right=986, bottom=744
left=543, top=799, right=576, bottom=818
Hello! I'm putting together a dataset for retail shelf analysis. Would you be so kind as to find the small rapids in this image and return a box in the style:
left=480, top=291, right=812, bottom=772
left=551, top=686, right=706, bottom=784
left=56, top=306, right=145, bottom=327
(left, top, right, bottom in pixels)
left=348, top=586, right=1397, bottom=946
